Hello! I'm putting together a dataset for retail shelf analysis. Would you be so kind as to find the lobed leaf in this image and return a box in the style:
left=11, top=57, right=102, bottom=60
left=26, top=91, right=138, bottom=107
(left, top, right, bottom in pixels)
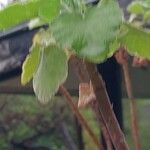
left=51, top=0, right=122, bottom=63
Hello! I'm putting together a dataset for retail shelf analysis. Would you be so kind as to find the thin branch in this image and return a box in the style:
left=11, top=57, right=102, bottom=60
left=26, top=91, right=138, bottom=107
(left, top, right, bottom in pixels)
left=59, top=85, right=104, bottom=150
left=122, top=61, right=141, bottom=150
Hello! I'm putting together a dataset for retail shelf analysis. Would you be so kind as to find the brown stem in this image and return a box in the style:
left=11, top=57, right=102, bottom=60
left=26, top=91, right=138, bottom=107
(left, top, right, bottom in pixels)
left=85, top=61, right=129, bottom=150
left=70, top=55, right=90, bottom=82
left=59, top=85, right=104, bottom=150
left=92, top=102, right=113, bottom=150
left=122, top=61, right=141, bottom=150
left=70, top=56, right=113, bottom=150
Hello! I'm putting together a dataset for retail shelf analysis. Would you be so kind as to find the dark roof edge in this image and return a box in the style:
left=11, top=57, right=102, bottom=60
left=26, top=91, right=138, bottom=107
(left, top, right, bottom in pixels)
left=0, top=23, right=48, bottom=41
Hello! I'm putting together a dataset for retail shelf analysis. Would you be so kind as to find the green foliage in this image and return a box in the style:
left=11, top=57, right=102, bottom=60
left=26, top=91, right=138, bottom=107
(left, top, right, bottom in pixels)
left=51, top=0, right=123, bottom=63
left=22, top=29, right=54, bottom=86
left=0, top=0, right=60, bottom=30
left=22, top=30, right=68, bottom=103
left=122, top=0, right=150, bottom=59
left=22, top=0, right=123, bottom=102
left=21, top=44, right=41, bottom=85
left=33, top=45, right=68, bottom=104
left=127, top=0, right=150, bottom=23
left=119, top=24, right=150, bottom=59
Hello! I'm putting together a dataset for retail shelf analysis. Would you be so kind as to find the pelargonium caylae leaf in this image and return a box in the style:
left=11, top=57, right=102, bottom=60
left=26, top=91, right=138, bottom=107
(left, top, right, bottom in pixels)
left=51, top=0, right=123, bottom=63
left=33, top=45, right=68, bottom=104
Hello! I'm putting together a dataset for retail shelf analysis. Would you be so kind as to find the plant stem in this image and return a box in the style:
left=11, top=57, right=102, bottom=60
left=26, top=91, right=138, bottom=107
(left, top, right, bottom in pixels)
left=70, top=55, right=89, bottom=82
left=122, top=61, right=141, bottom=150
left=70, top=56, right=113, bottom=149
left=59, top=85, right=104, bottom=150
left=85, top=61, right=129, bottom=150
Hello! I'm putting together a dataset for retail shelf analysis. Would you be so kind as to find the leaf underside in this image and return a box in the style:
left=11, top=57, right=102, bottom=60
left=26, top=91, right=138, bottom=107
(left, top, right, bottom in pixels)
left=33, top=45, right=68, bottom=104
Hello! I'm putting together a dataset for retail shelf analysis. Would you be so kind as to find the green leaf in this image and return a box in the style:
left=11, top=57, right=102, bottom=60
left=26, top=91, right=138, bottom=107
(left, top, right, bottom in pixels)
left=38, top=0, right=60, bottom=22
left=119, top=24, right=150, bottom=59
left=0, top=0, right=60, bottom=30
left=21, top=44, right=41, bottom=85
left=51, top=0, right=122, bottom=63
left=33, top=45, right=68, bottom=104
left=21, top=29, right=56, bottom=86
left=0, top=0, right=39, bottom=30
